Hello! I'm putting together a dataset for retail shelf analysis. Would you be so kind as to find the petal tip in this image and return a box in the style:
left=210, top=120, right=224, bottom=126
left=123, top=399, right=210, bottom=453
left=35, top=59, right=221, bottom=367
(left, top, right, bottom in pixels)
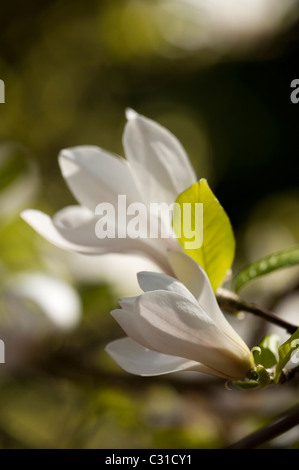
left=20, top=208, right=43, bottom=224
left=110, top=308, right=123, bottom=321
left=125, top=108, right=138, bottom=121
left=20, top=208, right=31, bottom=221
left=136, top=271, right=148, bottom=282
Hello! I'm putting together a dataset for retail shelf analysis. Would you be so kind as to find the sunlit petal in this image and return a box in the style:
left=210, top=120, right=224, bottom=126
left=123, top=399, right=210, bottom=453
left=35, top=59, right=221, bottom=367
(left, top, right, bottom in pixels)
left=123, top=110, right=197, bottom=206
left=59, top=145, right=143, bottom=211
left=106, top=337, right=227, bottom=377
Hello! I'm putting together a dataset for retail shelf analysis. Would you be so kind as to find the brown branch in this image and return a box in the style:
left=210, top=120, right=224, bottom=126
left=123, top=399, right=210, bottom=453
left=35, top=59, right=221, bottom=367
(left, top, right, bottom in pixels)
left=228, top=402, right=299, bottom=449
left=217, top=288, right=299, bottom=334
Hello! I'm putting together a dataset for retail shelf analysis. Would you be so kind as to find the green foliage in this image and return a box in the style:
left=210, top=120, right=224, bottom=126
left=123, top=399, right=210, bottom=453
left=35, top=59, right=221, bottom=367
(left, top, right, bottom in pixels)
left=234, top=365, right=271, bottom=389
left=0, top=146, right=28, bottom=191
left=173, top=179, right=235, bottom=291
left=274, top=329, right=299, bottom=383
left=235, top=336, right=281, bottom=389
left=253, top=335, right=280, bottom=369
left=233, top=246, right=299, bottom=292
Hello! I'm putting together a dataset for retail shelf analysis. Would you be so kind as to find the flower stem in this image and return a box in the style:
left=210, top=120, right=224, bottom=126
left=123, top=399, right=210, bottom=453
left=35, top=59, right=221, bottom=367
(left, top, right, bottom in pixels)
left=217, top=288, right=299, bottom=334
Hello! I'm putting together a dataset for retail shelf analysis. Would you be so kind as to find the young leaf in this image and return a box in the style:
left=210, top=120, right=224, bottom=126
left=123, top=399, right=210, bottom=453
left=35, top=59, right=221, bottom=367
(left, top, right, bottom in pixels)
left=274, top=328, right=299, bottom=383
left=233, top=246, right=299, bottom=292
left=253, top=335, right=280, bottom=369
left=173, top=179, right=235, bottom=292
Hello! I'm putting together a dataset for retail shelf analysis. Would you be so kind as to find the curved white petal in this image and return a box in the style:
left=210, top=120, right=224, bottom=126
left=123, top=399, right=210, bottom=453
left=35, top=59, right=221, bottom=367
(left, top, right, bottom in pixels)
left=4, top=272, right=81, bottom=331
left=167, top=250, right=249, bottom=347
left=106, top=338, right=227, bottom=377
left=53, top=205, right=95, bottom=228
left=26, top=209, right=173, bottom=274
left=118, top=296, right=138, bottom=310
left=123, top=110, right=197, bottom=206
left=59, top=146, right=143, bottom=211
left=134, top=290, right=252, bottom=379
left=21, top=208, right=165, bottom=260
left=111, top=308, right=153, bottom=350
left=21, top=209, right=99, bottom=254
left=137, top=271, right=196, bottom=304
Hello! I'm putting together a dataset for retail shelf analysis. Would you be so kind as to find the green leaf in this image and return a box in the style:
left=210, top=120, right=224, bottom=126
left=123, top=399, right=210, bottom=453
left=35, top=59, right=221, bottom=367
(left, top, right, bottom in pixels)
left=173, top=179, right=235, bottom=292
left=255, top=365, right=271, bottom=386
left=253, top=335, right=280, bottom=369
left=233, top=246, right=299, bottom=292
left=274, top=328, right=299, bottom=383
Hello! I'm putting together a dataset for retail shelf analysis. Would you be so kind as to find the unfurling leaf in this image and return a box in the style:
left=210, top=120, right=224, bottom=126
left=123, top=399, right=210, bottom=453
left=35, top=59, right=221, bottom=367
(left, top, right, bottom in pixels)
left=173, top=179, right=235, bottom=292
left=274, top=328, right=299, bottom=383
left=253, top=335, right=280, bottom=369
left=233, top=246, right=299, bottom=292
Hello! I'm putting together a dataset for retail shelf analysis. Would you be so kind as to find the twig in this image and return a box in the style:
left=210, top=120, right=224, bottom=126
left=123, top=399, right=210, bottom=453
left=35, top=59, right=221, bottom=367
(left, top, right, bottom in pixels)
left=228, top=402, right=299, bottom=449
left=217, top=288, right=299, bottom=334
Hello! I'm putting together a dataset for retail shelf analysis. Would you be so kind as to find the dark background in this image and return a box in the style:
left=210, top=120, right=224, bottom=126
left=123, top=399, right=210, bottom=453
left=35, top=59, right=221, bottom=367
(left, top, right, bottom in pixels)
left=0, top=0, right=299, bottom=449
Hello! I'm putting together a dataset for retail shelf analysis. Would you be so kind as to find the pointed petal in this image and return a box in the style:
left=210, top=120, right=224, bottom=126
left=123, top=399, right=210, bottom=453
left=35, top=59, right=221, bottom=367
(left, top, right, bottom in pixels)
left=21, top=208, right=157, bottom=257
left=167, top=250, right=248, bottom=347
left=105, top=338, right=227, bottom=377
left=58, top=146, right=143, bottom=211
left=118, top=296, right=138, bottom=310
left=134, top=290, right=252, bottom=379
left=137, top=271, right=196, bottom=303
left=110, top=308, right=152, bottom=350
left=123, top=111, right=197, bottom=206
left=21, top=208, right=99, bottom=254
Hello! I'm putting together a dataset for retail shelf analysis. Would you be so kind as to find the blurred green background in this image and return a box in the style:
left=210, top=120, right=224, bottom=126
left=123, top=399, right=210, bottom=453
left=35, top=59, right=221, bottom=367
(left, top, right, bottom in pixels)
left=0, top=0, right=299, bottom=449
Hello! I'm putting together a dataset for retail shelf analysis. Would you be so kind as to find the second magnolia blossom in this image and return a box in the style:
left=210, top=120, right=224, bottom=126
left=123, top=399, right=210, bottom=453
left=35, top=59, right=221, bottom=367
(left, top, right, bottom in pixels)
left=21, top=109, right=197, bottom=274
left=106, top=251, right=254, bottom=380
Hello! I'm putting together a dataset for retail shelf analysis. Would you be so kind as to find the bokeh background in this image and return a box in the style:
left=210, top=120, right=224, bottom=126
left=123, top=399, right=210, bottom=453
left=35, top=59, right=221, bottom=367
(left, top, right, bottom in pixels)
left=0, top=0, right=299, bottom=449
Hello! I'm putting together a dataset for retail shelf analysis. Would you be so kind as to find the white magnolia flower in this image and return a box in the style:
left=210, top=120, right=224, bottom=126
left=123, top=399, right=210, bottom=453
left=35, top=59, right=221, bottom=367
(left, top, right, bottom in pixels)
left=0, top=272, right=81, bottom=373
left=21, top=109, right=197, bottom=274
left=106, top=251, right=254, bottom=380
left=2, top=272, right=81, bottom=332
left=157, top=0, right=298, bottom=53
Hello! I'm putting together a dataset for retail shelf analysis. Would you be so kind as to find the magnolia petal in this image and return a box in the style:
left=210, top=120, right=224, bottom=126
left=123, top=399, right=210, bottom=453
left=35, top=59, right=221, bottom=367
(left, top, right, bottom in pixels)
left=167, top=250, right=249, bottom=347
left=53, top=205, right=95, bottom=228
left=105, top=337, right=226, bottom=377
left=59, top=146, right=143, bottom=211
left=4, top=272, right=81, bottom=331
left=137, top=271, right=196, bottom=304
left=21, top=209, right=99, bottom=254
left=110, top=308, right=152, bottom=350
left=134, top=290, right=251, bottom=379
left=21, top=208, right=162, bottom=258
left=123, top=110, right=197, bottom=206
left=118, top=296, right=137, bottom=310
